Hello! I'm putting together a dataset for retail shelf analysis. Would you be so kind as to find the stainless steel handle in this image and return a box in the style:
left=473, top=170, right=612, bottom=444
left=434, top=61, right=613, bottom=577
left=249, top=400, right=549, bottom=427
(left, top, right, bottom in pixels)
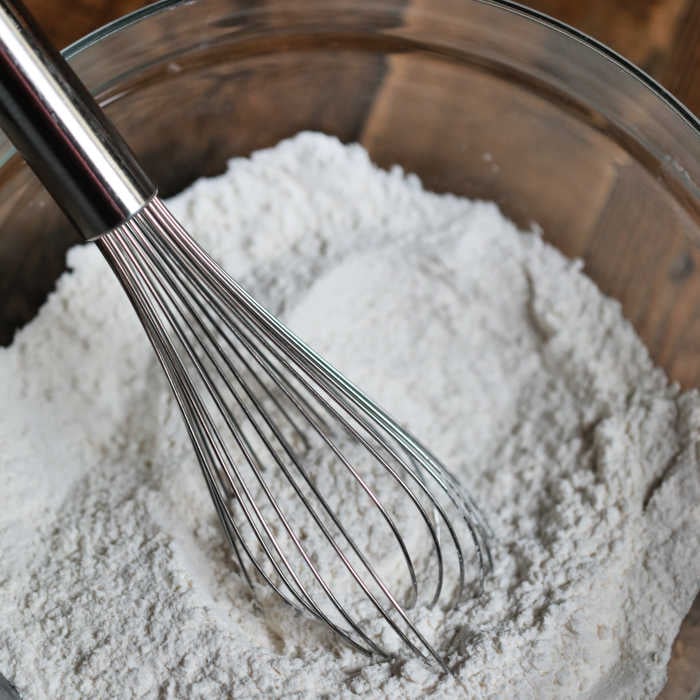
left=0, top=0, right=156, bottom=240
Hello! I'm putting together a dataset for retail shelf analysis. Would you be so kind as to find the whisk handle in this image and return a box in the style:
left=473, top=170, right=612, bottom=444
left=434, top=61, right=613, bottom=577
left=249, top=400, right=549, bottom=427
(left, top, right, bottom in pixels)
left=0, top=0, right=156, bottom=240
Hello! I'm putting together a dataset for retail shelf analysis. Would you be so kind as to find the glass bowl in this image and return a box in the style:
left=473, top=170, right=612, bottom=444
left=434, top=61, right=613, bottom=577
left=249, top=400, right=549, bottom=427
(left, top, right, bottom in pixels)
left=0, top=0, right=697, bottom=696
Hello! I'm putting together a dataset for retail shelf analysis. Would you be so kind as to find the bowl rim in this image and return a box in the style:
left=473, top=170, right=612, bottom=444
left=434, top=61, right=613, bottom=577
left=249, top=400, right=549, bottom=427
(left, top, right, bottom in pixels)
left=60, top=0, right=699, bottom=134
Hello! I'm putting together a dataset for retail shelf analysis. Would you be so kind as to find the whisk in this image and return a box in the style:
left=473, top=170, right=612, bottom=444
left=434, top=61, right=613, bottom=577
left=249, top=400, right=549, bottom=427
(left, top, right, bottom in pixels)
left=0, top=0, right=491, bottom=667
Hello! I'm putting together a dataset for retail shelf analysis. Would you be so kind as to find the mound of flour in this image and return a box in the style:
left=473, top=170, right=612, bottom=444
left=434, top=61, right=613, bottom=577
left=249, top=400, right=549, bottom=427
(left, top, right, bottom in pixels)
left=1, top=132, right=698, bottom=698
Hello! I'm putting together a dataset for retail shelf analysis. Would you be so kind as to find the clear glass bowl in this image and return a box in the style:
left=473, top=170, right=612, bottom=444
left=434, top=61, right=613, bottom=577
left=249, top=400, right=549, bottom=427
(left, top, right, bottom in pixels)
left=0, top=0, right=697, bottom=695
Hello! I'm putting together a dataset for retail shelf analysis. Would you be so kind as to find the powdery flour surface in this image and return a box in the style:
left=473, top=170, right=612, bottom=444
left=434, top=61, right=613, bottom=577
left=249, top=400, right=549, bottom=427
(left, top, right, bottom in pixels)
left=1, top=133, right=699, bottom=699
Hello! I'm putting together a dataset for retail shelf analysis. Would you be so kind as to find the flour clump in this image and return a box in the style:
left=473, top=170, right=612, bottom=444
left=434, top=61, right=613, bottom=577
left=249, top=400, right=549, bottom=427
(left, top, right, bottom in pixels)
left=0, top=132, right=698, bottom=698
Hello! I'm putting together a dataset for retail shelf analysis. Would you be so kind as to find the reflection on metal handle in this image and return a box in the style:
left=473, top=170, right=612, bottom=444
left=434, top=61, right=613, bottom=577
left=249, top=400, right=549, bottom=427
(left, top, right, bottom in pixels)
left=0, top=0, right=156, bottom=240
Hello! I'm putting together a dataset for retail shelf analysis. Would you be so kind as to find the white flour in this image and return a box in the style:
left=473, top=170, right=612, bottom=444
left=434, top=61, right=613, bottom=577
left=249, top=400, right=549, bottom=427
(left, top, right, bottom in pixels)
left=1, top=132, right=699, bottom=699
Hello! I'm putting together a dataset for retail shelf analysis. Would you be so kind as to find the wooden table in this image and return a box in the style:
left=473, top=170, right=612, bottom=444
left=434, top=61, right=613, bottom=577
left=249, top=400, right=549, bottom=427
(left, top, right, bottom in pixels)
left=24, top=0, right=700, bottom=124
left=20, top=1, right=700, bottom=698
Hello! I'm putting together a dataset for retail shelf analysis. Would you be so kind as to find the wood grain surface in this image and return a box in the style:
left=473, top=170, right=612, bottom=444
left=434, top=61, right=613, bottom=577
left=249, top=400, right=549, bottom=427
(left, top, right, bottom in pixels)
left=16, top=1, right=700, bottom=698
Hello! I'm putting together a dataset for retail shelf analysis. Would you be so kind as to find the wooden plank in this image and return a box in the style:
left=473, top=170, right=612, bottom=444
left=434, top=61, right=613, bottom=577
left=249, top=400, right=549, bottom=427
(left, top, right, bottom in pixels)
left=659, top=597, right=700, bottom=700
left=25, top=0, right=146, bottom=48
left=582, top=161, right=700, bottom=387
left=360, top=51, right=621, bottom=255
left=526, top=0, right=690, bottom=70
left=658, top=0, right=700, bottom=117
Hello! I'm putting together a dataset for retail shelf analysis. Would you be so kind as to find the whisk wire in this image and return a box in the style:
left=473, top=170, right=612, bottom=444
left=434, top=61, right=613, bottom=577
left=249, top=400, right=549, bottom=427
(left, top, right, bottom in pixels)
left=155, top=206, right=489, bottom=591
left=143, top=211, right=458, bottom=590
left=134, top=219, right=425, bottom=601
left=135, top=212, right=456, bottom=612
left=126, top=224, right=444, bottom=662
left=98, top=198, right=492, bottom=667
left=101, top=229, right=390, bottom=658
left=102, top=225, right=440, bottom=665
left=136, top=225, right=455, bottom=665
left=153, top=202, right=492, bottom=575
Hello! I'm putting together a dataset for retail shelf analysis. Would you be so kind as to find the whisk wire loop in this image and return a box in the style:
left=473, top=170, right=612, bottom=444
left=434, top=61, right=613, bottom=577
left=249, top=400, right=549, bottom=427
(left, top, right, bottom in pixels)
left=117, top=221, right=439, bottom=662
left=98, top=198, right=492, bottom=667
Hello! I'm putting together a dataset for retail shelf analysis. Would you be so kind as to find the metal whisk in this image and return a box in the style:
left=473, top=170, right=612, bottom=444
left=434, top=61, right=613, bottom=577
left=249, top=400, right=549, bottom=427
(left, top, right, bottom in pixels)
left=0, top=0, right=491, bottom=667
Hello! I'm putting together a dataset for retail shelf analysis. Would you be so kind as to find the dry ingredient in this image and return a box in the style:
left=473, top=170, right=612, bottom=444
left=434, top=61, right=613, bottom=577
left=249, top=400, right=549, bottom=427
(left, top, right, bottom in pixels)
left=1, top=132, right=699, bottom=699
